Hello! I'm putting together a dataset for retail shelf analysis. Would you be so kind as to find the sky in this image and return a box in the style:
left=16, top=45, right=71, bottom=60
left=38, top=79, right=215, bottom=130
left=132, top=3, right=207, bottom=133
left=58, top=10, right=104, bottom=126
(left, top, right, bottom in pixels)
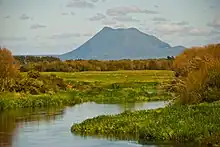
left=0, top=0, right=220, bottom=55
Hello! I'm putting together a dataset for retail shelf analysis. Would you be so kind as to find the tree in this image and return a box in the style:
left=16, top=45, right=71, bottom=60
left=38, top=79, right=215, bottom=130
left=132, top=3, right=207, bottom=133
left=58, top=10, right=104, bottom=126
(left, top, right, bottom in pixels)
left=0, top=47, right=20, bottom=91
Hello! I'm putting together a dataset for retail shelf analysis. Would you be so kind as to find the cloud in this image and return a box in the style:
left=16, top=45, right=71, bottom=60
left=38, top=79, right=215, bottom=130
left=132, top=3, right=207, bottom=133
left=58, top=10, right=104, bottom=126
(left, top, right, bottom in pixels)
left=90, top=0, right=99, bottom=2
left=89, top=13, right=106, bottom=21
left=114, top=24, right=126, bottom=28
left=106, top=6, right=158, bottom=16
left=155, top=23, right=190, bottom=35
left=187, top=28, right=209, bottom=36
left=61, top=12, right=75, bottom=16
left=61, top=12, right=69, bottom=16
left=113, top=15, right=139, bottom=22
left=208, top=18, right=220, bottom=29
left=0, top=36, right=27, bottom=41
left=30, top=24, right=47, bottom=29
left=154, top=5, right=159, bottom=8
left=90, top=0, right=107, bottom=2
left=173, top=21, right=189, bottom=26
left=155, top=21, right=210, bottom=37
left=4, top=15, right=10, bottom=19
left=20, top=14, right=31, bottom=20
left=152, top=17, right=168, bottom=22
left=83, top=33, right=92, bottom=36
left=214, top=36, right=220, bottom=41
left=50, top=33, right=81, bottom=39
left=66, top=0, right=95, bottom=8
left=102, top=19, right=117, bottom=25
left=209, top=30, right=220, bottom=35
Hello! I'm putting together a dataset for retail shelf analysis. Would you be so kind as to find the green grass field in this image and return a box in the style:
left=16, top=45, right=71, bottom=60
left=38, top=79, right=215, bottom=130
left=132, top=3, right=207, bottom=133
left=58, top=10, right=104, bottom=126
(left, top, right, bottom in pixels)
left=1, top=70, right=174, bottom=110
left=40, top=70, right=174, bottom=84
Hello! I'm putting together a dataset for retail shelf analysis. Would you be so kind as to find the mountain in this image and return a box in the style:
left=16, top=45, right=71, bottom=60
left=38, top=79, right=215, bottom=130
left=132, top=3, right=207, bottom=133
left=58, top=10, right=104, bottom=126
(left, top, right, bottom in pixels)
left=59, top=27, right=185, bottom=60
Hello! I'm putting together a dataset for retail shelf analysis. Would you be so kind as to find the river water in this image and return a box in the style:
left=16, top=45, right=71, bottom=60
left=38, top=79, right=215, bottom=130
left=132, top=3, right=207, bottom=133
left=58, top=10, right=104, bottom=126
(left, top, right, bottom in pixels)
left=0, top=101, right=177, bottom=147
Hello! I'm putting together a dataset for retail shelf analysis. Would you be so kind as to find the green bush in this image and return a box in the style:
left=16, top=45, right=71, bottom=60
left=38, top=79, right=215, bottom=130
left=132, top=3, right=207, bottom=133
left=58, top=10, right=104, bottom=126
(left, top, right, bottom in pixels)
left=27, top=70, right=41, bottom=79
left=4, top=71, right=67, bottom=95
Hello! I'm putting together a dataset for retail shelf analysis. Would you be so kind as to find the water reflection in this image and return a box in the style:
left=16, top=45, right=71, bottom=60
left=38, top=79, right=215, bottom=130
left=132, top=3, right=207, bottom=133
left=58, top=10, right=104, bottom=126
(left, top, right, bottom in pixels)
left=0, top=107, right=64, bottom=147
left=0, top=101, right=182, bottom=147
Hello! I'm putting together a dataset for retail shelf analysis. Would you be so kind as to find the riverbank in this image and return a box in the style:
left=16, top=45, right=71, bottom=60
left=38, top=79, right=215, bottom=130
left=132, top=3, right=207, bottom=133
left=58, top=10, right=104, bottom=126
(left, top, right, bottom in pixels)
left=71, top=101, right=220, bottom=146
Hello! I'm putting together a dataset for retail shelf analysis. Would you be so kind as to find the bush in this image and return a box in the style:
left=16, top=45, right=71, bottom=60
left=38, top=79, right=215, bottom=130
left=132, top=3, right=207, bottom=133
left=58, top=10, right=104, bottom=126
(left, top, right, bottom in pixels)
left=27, top=70, right=41, bottom=79
left=172, top=44, right=220, bottom=104
left=5, top=72, right=67, bottom=95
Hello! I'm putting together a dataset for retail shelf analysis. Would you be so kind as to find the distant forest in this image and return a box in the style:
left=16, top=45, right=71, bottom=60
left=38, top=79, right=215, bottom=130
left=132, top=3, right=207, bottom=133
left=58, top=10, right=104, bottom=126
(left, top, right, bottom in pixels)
left=13, top=55, right=175, bottom=72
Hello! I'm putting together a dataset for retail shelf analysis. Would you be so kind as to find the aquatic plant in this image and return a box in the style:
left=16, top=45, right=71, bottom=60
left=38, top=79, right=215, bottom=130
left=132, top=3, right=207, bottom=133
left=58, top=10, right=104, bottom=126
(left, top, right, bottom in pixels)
left=71, top=101, right=220, bottom=145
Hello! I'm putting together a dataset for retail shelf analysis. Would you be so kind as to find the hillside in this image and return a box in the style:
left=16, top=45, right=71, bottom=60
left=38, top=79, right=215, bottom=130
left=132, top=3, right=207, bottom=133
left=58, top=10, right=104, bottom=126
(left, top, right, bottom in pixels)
left=59, top=27, right=185, bottom=60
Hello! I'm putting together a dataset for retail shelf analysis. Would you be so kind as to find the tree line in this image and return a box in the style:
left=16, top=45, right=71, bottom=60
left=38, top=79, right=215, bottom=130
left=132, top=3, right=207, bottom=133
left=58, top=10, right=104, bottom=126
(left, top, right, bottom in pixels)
left=14, top=56, right=175, bottom=72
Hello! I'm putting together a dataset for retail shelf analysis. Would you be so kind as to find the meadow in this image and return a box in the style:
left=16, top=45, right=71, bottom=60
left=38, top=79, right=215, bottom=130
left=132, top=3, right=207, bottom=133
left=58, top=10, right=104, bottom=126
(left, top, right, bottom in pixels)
left=40, top=70, right=174, bottom=84
left=0, top=70, right=173, bottom=110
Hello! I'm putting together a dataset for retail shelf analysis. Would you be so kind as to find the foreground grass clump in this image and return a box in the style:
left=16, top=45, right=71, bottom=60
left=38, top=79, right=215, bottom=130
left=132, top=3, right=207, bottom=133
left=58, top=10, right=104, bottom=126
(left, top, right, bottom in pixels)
left=0, top=91, right=83, bottom=110
left=71, top=102, right=220, bottom=145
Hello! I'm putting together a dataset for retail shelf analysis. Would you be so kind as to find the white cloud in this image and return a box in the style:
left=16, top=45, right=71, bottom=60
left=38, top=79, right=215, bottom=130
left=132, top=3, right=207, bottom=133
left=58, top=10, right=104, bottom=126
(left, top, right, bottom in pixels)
left=154, top=21, right=209, bottom=36
left=152, top=17, right=168, bottom=22
left=208, top=17, right=220, bottom=29
left=0, top=36, right=27, bottom=41
left=30, top=24, right=47, bottom=29
left=113, top=15, right=139, bottom=22
left=89, top=13, right=106, bottom=21
left=106, top=6, right=158, bottom=16
left=50, top=33, right=81, bottom=39
left=66, top=0, right=95, bottom=8
left=102, top=19, right=117, bottom=25
left=20, top=14, right=31, bottom=20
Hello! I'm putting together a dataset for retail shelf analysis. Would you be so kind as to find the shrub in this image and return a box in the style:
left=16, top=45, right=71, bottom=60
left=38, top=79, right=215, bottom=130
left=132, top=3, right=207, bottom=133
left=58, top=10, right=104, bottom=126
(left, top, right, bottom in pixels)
left=0, top=48, right=20, bottom=92
left=5, top=72, right=67, bottom=95
left=172, top=44, right=220, bottom=104
left=27, top=70, right=41, bottom=79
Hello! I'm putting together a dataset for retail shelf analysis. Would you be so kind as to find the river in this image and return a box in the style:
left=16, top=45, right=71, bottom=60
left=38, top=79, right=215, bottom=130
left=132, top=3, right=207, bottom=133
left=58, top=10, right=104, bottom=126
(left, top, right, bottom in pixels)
left=0, top=101, right=176, bottom=147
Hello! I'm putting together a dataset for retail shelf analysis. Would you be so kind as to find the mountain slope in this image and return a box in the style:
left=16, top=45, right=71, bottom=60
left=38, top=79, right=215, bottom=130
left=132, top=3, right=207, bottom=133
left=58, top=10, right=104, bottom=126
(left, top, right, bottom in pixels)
left=59, top=27, right=185, bottom=60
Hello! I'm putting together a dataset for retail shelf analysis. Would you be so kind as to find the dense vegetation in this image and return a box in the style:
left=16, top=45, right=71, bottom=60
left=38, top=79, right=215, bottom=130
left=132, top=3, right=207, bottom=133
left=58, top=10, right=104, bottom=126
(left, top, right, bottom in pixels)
left=0, top=70, right=172, bottom=110
left=171, top=44, right=220, bottom=104
left=15, top=55, right=175, bottom=72
left=14, top=55, right=61, bottom=64
left=0, top=47, right=173, bottom=110
left=71, top=44, right=220, bottom=146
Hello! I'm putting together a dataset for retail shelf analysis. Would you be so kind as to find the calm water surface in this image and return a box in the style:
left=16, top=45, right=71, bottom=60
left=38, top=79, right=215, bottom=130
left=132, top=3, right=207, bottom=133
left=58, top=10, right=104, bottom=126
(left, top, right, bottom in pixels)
left=0, top=101, right=180, bottom=147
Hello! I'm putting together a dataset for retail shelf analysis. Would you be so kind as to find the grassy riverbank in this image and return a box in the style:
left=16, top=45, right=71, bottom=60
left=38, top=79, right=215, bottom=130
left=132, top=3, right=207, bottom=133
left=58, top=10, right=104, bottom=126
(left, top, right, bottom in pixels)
left=0, top=91, right=82, bottom=110
left=71, top=44, right=220, bottom=146
left=0, top=70, right=173, bottom=110
left=71, top=101, right=220, bottom=146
